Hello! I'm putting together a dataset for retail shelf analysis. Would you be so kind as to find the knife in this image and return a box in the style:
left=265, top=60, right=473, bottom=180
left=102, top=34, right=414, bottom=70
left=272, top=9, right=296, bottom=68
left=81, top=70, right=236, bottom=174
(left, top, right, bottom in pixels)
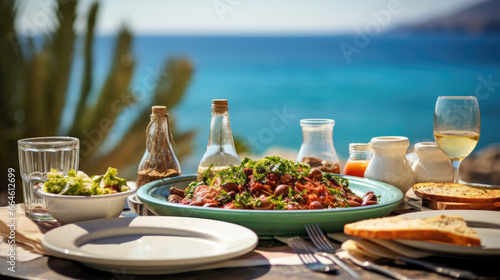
left=397, top=257, right=480, bottom=280
left=355, top=239, right=481, bottom=279
left=347, top=252, right=419, bottom=280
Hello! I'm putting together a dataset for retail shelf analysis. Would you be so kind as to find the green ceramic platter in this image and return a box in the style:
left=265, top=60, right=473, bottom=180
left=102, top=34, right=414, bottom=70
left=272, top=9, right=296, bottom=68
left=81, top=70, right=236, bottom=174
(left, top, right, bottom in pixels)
left=137, top=175, right=403, bottom=239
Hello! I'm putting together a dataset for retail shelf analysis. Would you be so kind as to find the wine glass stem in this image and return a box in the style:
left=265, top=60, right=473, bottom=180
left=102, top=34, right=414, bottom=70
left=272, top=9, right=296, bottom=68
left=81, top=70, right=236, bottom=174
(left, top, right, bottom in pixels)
left=452, top=160, right=461, bottom=183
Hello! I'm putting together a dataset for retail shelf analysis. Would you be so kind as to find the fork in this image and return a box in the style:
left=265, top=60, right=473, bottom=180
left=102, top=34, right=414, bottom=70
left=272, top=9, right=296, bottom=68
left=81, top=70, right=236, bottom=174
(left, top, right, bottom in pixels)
left=306, top=224, right=419, bottom=280
left=288, top=237, right=337, bottom=274
left=304, top=224, right=360, bottom=279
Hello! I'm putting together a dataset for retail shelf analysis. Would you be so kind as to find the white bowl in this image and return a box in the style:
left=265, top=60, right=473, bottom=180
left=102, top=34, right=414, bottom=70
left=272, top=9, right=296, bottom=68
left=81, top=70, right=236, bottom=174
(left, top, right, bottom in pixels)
left=36, top=183, right=137, bottom=224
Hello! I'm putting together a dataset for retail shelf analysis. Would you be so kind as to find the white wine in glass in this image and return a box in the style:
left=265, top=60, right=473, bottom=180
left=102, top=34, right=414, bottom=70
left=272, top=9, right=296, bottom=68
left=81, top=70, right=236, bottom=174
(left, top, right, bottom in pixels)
left=433, top=96, right=480, bottom=183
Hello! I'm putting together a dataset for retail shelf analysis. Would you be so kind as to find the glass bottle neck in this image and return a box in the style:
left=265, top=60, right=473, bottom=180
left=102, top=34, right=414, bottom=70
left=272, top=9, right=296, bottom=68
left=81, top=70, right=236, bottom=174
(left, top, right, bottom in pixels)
left=302, top=125, right=334, bottom=147
left=148, top=114, right=174, bottom=147
left=207, top=110, right=236, bottom=148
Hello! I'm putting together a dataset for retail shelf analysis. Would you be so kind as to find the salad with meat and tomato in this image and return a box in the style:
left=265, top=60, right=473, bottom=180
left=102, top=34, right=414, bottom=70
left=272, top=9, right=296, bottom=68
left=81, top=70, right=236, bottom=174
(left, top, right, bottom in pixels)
left=168, top=156, right=378, bottom=210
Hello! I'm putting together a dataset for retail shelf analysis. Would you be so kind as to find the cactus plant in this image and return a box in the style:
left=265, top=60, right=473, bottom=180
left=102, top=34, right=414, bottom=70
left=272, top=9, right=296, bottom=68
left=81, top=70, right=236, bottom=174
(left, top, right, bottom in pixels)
left=0, top=0, right=194, bottom=203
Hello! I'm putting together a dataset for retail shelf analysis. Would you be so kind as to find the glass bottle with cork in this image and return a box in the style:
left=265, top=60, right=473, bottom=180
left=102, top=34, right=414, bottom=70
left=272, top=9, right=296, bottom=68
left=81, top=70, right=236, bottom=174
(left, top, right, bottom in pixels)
left=343, top=143, right=373, bottom=177
left=197, top=99, right=241, bottom=181
left=136, top=106, right=181, bottom=188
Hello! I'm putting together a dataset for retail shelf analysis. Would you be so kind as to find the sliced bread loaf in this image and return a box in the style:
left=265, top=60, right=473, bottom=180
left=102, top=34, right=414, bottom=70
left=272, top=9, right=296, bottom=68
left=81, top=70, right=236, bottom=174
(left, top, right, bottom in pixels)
left=413, top=183, right=500, bottom=203
left=344, top=215, right=481, bottom=246
left=422, top=199, right=500, bottom=210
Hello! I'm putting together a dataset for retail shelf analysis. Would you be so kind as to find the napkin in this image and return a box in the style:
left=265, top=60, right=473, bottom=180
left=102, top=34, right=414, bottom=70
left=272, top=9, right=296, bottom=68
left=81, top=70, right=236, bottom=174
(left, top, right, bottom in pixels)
left=0, top=204, right=57, bottom=261
left=328, top=232, right=433, bottom=260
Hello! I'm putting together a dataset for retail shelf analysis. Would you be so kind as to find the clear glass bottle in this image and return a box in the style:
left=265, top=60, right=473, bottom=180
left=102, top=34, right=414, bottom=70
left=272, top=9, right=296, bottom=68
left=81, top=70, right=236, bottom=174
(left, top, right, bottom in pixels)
left=136, top=106, right=181, bottom=188
left=343, top=143, right=373, bottom=177
left=297, top=119, right=341, bottom=174
left=197, top=99, right=241, bottom=182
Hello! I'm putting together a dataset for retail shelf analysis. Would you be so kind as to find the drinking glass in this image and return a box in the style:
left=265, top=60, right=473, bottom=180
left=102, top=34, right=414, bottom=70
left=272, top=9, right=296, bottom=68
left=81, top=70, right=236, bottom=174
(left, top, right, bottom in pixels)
left=433, top=96, right=480, bottom=183
left=18, top=137, right=79, bottom=221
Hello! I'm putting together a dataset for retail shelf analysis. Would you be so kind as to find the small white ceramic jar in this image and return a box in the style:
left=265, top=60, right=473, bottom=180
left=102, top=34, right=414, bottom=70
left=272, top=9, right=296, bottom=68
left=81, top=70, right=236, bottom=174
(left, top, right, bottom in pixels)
left=412, top=142, right=453, bottom=183
left=364, top=136, right=415, bottom=207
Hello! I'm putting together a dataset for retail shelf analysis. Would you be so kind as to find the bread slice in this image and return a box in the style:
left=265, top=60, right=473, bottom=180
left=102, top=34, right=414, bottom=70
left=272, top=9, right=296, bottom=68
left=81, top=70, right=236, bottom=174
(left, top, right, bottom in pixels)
left=413, top=183, right=500, bottom=203
left=422, top=198, right=500, bottom=210
left=344, top=215, right=481, bottom=246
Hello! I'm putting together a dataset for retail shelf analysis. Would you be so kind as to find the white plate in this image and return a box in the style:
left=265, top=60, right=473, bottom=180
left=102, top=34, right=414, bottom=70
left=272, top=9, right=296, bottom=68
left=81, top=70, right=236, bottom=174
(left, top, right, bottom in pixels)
left=42, top=216, right=258, bottom=274
left=395, top=210, right=500, bottom=257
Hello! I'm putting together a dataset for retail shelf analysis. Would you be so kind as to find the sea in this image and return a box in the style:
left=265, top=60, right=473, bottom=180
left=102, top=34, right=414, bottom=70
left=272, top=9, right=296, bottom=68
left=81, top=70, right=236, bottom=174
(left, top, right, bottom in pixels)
left=61, top=34, right=500, bottom=174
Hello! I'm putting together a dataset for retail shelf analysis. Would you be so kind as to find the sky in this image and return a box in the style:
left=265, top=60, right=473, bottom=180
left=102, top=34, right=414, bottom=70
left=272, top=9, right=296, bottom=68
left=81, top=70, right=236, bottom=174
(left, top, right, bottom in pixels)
left=15, top=0, right=485, bottom=36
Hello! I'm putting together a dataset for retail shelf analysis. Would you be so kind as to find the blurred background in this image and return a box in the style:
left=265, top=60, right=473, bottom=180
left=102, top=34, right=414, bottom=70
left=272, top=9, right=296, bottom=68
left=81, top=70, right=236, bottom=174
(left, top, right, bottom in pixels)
left=1, top=0, right=500, bottom=205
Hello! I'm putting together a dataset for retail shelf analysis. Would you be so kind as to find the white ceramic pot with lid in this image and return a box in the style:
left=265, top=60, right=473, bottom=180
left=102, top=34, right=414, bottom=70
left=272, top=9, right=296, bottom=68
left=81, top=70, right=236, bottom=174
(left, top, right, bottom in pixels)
left=412, top=142, right=453, bottom=183
left=364, top=136, right=415, bottom=208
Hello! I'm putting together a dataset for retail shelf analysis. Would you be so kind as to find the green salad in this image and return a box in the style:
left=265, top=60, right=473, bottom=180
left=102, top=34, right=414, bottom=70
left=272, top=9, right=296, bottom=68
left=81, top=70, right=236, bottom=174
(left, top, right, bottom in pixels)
left=43, top=167, right=130, bottom=195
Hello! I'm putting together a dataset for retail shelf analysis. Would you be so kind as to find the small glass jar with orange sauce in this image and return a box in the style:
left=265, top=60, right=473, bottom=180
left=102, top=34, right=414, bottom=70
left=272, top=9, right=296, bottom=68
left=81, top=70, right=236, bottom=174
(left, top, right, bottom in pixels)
left=343, top=143, right=373, bottom=177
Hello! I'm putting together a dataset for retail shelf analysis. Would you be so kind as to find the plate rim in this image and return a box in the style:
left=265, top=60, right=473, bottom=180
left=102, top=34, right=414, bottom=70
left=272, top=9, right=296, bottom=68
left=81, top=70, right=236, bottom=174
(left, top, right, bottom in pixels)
left=42, top=216, right=258, bottom=267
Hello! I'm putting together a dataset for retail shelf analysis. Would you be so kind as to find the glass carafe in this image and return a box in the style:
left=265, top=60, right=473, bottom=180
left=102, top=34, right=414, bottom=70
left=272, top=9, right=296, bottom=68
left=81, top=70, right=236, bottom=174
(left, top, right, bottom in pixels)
left=297, top=119, right=340, bottom=174
left=197, top=99, right=241, bottom=182
left=136, top=106, right=181, bottom=188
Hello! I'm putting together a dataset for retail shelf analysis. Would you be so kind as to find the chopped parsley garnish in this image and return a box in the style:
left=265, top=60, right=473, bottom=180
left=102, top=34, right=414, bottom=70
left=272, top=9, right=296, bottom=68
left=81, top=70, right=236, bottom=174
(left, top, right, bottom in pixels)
left=233, top=192, right=261, bottom=208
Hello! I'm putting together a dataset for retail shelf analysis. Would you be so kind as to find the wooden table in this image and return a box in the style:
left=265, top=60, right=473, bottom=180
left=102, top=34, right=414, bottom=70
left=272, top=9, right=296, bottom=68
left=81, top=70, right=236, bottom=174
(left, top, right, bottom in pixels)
left=0, top=246, right=496, bottom=280
left=1, top=210, right=499, bottom=280
left=2, top=239, right=499, bottom=279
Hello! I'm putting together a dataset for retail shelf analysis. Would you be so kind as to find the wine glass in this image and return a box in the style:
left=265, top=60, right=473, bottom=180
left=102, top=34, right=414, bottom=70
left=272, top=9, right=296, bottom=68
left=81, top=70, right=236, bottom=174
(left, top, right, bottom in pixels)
left=433, top=96, right=480, bottom=183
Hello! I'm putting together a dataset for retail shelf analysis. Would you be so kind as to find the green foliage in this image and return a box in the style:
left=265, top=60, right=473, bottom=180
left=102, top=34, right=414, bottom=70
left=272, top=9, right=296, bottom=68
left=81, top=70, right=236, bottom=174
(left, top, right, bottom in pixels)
left=233, top=135, right=252, bottom=155
left=0, top=0, right=195, bottom=202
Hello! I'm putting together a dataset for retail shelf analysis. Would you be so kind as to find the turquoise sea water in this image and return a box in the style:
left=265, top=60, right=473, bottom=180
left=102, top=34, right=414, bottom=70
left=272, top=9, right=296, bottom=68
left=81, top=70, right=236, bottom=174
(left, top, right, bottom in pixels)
left=63, top=35, right=500, bottom=173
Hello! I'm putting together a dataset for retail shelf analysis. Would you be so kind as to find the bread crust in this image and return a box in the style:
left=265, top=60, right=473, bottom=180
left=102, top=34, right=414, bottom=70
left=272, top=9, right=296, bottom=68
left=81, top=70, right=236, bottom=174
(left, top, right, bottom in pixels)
left=344, top=215, right=481, bottom=246
left=344, top=227, right=480, bottom=246
left=422, top=199, right=500, bottom=210
left=413, top=183, right=500, bottom=203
